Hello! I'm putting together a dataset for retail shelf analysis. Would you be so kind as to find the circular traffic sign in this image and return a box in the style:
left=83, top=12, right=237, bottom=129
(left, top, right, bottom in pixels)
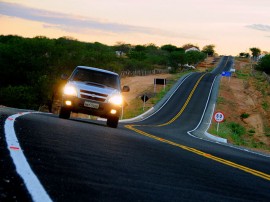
left=214, top=112, right=225, bottom=123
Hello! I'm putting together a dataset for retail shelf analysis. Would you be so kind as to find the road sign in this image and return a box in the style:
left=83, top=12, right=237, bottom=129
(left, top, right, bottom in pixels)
left=221, top=71, right=232, bottom=77
left=214, top=112, right=225, bottom=123
left=154, top=78, right=166, bottom=93
left=141, top=95, right=149, bottom=102
left=141, top=94, right=149, bottom=111
left=154, top=78, right=166, bottom=85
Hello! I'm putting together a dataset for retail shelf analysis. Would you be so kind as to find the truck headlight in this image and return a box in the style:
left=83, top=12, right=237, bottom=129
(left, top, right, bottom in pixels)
left=108, top=95, right=123, bottom=105
left=64, top=85, right=77, bottom=96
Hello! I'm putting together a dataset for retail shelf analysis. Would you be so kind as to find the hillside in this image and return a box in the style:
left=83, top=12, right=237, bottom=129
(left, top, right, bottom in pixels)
left=207, top=58, right=270, bottom=152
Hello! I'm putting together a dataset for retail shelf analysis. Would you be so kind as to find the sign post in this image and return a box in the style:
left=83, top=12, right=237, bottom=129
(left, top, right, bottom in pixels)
left=141, top=94, right=149, bottom=111
left=221, top=71, right=232, bottom=82
left=214, top=111, right=225, bottom=134
left=154, top=78, right=166, bottom=93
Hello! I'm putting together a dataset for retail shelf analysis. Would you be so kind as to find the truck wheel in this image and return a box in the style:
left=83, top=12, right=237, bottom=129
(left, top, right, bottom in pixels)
left=107, top=116, right=119, bottom=128
left=59, top=107, right=71, bottom=119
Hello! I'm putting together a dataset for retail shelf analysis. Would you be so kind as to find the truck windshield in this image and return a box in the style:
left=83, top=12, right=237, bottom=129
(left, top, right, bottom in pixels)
left=71, top=68, right=120, bottom=89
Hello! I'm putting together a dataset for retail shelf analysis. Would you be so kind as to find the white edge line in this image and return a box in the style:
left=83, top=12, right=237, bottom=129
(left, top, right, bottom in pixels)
left=187, top=76, right=270, bottom=158
left=187, top=75, right=226, bottom=142
left=4, top=112, right=52, bottom=202
left=122, top=73, right=193, bottom=123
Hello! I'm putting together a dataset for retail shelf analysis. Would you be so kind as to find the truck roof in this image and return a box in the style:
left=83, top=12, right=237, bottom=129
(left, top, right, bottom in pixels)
left=77, top=66, right=119, bottom=76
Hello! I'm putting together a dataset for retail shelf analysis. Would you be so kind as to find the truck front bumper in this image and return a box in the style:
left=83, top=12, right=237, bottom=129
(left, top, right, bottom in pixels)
left=61, top=95, right=122, bottom=118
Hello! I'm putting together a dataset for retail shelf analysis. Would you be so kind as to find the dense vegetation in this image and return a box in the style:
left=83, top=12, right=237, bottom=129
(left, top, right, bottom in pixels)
left=0, top=35, right=207, bottom=111
left=239, top=47, right=270, bottom=74
left=256, top=54, right=270, bottom=74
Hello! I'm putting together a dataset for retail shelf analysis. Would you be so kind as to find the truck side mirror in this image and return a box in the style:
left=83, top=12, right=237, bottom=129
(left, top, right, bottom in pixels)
left=122, top=86, right=130, bottom=92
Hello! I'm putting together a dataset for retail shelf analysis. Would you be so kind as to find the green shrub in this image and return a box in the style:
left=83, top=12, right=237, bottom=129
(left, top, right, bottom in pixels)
left=236, top=71, right=249, bottom=80
left=226, top=122, right=246, bottom=145
left=227, top=122, right=246, bottom=136
left=262, top=101, right=269, bottom=111
left=248, top=129, right=255, bottom=136
left=217, top=97, right=225, bottom=104
left=240, top=113, right=250, bottom=119
left=0, top=85, right=39, bottom=109
left=264, top=127, right=270, bottom=137
left=248, top=129, right=255, bottom=133
left=256, top=54, right=270, bottom=74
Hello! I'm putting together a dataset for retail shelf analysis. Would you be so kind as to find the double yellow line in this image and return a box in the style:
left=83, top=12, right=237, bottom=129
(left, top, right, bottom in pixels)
left=158, top=73, right=205, bottom=126
left=125, top=73, right=270, bottom=181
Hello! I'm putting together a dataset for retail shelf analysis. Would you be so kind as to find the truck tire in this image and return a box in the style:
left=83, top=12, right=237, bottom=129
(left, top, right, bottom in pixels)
left=59, top=107, right=71, bottom=119
left=107, top=116, right=119, bottom=128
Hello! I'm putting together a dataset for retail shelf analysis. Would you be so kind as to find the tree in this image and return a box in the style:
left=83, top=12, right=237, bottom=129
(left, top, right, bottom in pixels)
left=256, top=54, right=270, bottom=74
left=250, top=47, right=261, bottom=60
left=168, top=50, right=186, bottom=69
left=161, top=44, right=178, bottom=53
left=114, top=42, right=131, bottom=54
left=239, top=52, right=250, bottom=58
left=145, top=43, right=159, bottom=52
left=202, top=44, right=215, bottom=56
left=144, top=44, right=167, bottom=65
left=186, top=51, right=206, bottom=65
left=127, top=45, right=147, bottom=61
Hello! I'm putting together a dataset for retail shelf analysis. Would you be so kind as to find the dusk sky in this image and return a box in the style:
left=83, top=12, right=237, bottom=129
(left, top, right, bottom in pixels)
left=0, top=0, right=269, bottom=55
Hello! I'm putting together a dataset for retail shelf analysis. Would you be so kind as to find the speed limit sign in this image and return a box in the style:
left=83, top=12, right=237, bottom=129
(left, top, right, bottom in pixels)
left=214, top=112, right=225, bottom=123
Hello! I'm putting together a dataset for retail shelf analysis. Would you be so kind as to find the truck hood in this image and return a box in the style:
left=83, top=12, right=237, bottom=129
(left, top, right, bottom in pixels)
left=68, top=81, right=120, bottom=95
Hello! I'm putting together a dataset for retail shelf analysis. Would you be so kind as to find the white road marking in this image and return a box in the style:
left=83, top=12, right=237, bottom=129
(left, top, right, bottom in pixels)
left=4, top=112, right=52, bottom=202
left=122, top=73, right=193, bottom=123
left=187, top=76, right=270, bottom=158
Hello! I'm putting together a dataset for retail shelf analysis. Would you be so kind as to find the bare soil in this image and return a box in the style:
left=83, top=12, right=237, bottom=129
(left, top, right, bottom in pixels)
left=120, top=74, right=175, bottom=119
left=202, top=58, right=270, bottom=150
left=121, top=74, right=172, bottom=105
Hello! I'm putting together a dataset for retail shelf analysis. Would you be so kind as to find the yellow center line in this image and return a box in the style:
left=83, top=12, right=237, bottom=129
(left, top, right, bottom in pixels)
left=158, top=73, right=205, bottom=126
left=125, top=125, right=270, bottom=181
left=125, top=69, right=270, bottom=181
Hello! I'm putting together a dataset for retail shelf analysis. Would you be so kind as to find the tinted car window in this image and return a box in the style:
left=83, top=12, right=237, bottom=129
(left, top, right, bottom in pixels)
left=71, top=68, right=120, bottom=89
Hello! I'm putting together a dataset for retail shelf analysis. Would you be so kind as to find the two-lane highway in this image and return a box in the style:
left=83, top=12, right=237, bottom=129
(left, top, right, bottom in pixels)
left=1, top=56, right=270, bottom=201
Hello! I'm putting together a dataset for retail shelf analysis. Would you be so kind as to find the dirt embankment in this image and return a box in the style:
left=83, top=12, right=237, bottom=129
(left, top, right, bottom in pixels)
left=204, top=58, right=270, bottom=149
left=121, top=74, right=172, bottom=103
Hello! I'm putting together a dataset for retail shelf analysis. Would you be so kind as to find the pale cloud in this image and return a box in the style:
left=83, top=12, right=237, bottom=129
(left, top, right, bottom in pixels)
left=2, top=0, right=269, bottom=55
left=0, top=1, right=193, bottom=39
left=246, top=24, right=270, bottom=32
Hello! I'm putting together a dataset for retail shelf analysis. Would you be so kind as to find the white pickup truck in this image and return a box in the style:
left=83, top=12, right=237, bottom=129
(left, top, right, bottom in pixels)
left=59, top=66, right=129, bottom=128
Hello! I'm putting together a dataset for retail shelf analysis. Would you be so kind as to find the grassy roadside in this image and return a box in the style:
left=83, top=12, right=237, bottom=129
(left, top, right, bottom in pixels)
left=122, top=70, right=193, bottom=119
left=209, top=121, right=269, bottom=150
left=209, top=58, right=270, bottom=152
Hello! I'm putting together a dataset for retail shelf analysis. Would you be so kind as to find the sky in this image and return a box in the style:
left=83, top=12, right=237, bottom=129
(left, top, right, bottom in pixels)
left=0, top=0, right=269, bottom=55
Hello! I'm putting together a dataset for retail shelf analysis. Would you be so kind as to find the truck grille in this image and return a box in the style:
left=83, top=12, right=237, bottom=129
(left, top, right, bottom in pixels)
left=80, top=90, right=108, bottom=102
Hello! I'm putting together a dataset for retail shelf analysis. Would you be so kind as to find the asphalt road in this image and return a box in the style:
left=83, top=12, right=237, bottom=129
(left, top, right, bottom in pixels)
left=1, top=56, right=270, bottom=201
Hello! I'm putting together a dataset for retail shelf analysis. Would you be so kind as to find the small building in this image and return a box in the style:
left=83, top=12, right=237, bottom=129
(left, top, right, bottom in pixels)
left=258, top=54, right=265, bottom=60
left=185, top=47, right=200, bottom=53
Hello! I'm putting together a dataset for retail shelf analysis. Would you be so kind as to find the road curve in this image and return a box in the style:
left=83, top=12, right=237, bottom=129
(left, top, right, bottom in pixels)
left=1, top=56, right=270, bottom=201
